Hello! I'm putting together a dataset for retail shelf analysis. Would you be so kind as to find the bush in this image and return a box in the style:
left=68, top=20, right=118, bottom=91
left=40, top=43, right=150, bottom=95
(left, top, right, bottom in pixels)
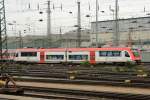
left=80, top=61, right=91, bottom=67
left=125, top=61, right=136, bottom=69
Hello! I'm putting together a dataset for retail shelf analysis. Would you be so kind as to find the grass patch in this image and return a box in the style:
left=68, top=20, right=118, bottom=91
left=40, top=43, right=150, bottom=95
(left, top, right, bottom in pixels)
left=80, top=61, right=91, bottom=67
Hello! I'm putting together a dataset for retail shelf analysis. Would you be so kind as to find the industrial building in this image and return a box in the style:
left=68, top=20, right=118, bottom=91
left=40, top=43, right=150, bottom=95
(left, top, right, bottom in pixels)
left=7, top=29, right=90, bottom=49
left=91, top=16, right=150, bottom=49
left=60, top=29, right=90, bottom=48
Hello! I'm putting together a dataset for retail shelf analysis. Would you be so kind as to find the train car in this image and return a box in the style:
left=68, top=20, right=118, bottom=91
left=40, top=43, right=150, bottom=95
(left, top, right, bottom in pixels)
left=94, top=47, right=141, bottom=64
left=14, top=47, right=141, bottom=64
left=7, top=49, right=17, bottom=61
left=67, top=47, right=141, bottom=64
left=14, top=48, right=40, bottom=63
left=14, top=48, right=67, bottom=64
left=43, top=48, right=66, bottom=63
left=67, top=48, right=91, bottom=63
left=0, top=49, right=16, bottom=62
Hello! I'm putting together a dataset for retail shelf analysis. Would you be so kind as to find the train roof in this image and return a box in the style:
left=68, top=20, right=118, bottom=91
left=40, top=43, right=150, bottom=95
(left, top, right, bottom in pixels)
left=67, top=47, right=132, bottom=51
left=16, top=48, right=67, bottom=52
left=15, top=47, right=133, bottom=52
left=16, top=48, right=39, bottom=52
left=43, top=48, right=66, bottom=52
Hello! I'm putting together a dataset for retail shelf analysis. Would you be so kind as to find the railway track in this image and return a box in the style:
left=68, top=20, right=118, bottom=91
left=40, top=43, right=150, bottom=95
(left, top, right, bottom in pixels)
left=6, top=64, right=148, bottom=77
left=4, top=85, right=150, bottom=100
left=2, top=64, right=150, bottom=100
left=4, top=64, right=150, bottom=88
left=2, top=84, right=148, bottom=100
left=0, top=98, right=11, bottom=100
left=23, top=91, right=93, bottom=100
left=0, top=94, right=49, bottom=100
left=20, top=85, right=150, bottom=100
left=13, top=76, right=150, bottom=88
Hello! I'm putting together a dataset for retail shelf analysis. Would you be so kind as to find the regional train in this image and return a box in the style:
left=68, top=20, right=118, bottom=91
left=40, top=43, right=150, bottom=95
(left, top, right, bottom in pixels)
left=7, top=47, right=141, bottom=64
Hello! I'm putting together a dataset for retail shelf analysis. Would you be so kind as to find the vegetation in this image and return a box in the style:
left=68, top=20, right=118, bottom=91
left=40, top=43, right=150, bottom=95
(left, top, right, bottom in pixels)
left=0, top=64, right=7, bottom=74
left=125, top=61, right=136, bottom=68
left=80, top=61, right=91, bottom=67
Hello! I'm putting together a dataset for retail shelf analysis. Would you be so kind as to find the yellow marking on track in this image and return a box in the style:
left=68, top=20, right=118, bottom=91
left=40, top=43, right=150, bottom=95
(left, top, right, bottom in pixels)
left=0, top=80, right=5, bottom=86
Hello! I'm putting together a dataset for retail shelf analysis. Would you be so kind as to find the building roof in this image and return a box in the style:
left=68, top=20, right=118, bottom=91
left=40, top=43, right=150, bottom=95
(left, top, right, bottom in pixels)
left=91, top=16, right=150, bottom=23
left=91, top=16, right=150, bottom=33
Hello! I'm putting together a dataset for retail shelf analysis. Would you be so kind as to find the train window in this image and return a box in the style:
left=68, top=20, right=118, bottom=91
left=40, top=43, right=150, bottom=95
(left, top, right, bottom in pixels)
left=107, top=51, right=113, bottom=56
left=99, top=51, right=121, bottom=57
left=46, top=55, right=64, bottom=60
left=21, top=52, right=37, bottom=57
left=99, top=51, right=107, bottom=56
left=16, top=53, right=18, bottom=57
left=113, top=51, right=121, bottom=56
left=125, top=51, right=130, bottom=57
left=69, top=55, right=88, bottom=60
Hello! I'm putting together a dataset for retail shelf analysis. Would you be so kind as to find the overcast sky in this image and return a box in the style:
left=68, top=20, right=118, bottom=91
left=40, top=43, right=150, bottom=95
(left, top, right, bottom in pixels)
left=5, top=0, right=150, bottom=36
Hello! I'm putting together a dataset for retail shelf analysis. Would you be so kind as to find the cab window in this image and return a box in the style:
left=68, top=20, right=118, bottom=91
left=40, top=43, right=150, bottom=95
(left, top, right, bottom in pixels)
left=125, top=51, right=130, bottom=57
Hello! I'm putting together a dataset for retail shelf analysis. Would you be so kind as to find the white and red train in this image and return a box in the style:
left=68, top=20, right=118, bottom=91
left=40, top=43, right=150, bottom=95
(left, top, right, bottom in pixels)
left=5, top=47, right=141, bottom=64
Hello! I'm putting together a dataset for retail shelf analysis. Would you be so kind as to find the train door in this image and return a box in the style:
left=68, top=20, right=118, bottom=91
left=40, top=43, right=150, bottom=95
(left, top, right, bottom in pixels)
left=40, top=51, right=45, bottom=63
left=90, top=51, right=96, bottom=64
left=123, top=51, right=131, bottom=62
left=106, top=51, right=113, bottom=62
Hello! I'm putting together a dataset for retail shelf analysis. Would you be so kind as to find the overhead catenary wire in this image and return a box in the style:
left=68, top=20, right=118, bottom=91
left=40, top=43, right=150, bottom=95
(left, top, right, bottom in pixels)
left=6, top=0, right=150, bottom=37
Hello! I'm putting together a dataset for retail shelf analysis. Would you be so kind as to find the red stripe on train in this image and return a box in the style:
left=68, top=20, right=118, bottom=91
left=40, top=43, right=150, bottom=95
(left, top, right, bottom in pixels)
left=40, top=51, right=45, bottom=63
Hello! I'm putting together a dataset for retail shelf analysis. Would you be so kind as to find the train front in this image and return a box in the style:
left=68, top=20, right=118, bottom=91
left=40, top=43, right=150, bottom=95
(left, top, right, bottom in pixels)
left=131, top=49, right=141, bottom=63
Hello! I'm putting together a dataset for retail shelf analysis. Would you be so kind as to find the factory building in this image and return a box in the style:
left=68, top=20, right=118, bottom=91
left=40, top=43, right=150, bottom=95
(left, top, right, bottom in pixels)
left=7, top=29, right=90, bottom=49
left=91, top=16, right=150, bottom=49
left=60, top=29, right=90, bottom=48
